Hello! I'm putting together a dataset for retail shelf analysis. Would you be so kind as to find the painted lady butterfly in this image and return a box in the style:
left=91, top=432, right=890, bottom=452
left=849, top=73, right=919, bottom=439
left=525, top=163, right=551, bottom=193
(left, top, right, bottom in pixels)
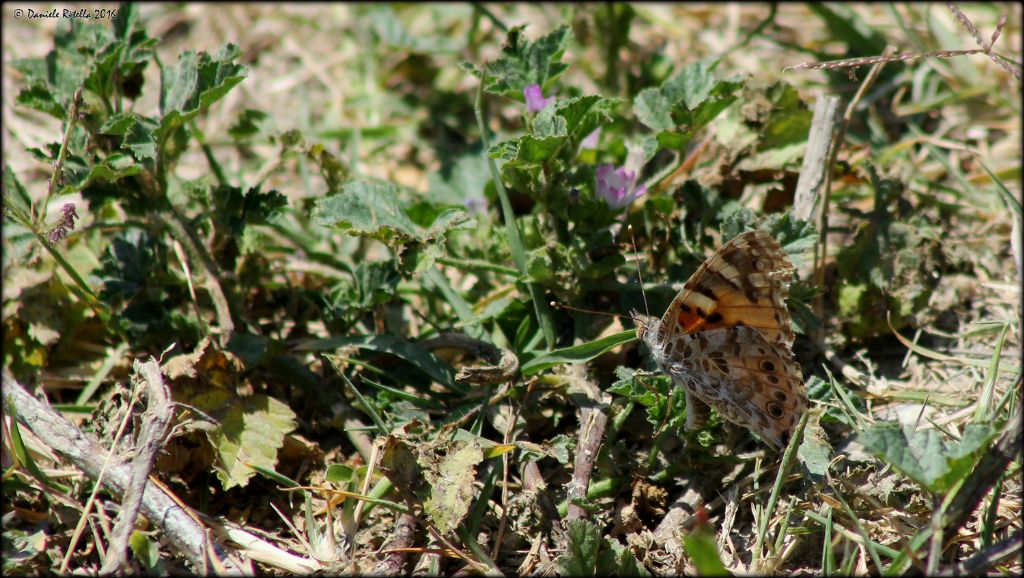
left=632, top=230, right=808, bottom=451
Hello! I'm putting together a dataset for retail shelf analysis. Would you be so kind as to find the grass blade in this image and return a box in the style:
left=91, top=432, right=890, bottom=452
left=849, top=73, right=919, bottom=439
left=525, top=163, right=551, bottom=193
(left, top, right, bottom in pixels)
left=474, top=75, right=556, bottom=350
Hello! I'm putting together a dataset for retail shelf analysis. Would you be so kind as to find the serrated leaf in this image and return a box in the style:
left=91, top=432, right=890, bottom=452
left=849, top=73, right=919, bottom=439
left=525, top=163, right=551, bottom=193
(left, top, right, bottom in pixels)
left=540, top=95, right=620, bottom=141
left=197, top=391, right=297, bottom=490
left=478, top=25, right=572, bottom=99
left=633, top=61, right=744, bottom=151
left=558, top=519, right=603, bottom=576
left=83, top=42, right=124, bottom=101
left=601, top=536, right=651, bottom=576
left=521, top=330, right=636, bottom=376
left=2, top=165, right=34, bottom=225
left=97, top=229, right=163, bottom=301
left=858, top=422, right=1000, bottom=494
left=311, top=180, right=419, bottom=243
left=607, top=367, right=685, bottom=431
left=798, top=408, right=833, bottom=480
left=158, top=44, right=247, bottom=141
left=312, top=180, right=472, bottom=248
left=100, top=113, right=160, bottom=161
left=632, top=88, right=674, bottom=132
left=212, top=184, right=287, bottom=236
left=15, top=84, right=66, bottom=119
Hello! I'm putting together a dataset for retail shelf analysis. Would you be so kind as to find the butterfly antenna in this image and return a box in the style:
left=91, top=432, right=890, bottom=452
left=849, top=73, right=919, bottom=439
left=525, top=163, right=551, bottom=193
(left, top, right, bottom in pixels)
left=628, top=224, right=650, bottom=317
left=549, top=301, right=627, bottom=320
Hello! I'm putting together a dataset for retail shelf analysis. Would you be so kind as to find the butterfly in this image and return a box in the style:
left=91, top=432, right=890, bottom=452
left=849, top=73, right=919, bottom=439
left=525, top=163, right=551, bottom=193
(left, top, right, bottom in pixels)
left=631, top=230, right=808, bottom=451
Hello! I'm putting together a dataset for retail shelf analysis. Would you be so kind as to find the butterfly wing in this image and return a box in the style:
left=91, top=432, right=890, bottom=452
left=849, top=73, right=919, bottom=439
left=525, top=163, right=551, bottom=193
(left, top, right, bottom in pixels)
left=659, top=230, right=796, bottom=349
left=665, top=326, right=807, bottom=451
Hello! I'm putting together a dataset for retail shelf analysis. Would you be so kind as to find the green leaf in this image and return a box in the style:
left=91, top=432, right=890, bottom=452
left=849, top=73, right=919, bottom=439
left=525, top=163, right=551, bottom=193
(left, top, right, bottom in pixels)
left=601, top=537, right=651, bottom=576
left=557, top=519, right=603, bottom=576
left=633, top=61, right=744, bottom=151
left=607, top=366, right=685, bottom=432
left=521, top=329, right=636, bottom=376
left=798, top=409, right=833, bottom=480
left=683, top=526, right=730, bottom=576
left=494, top=95, right=620, bottom=170
left=325, top=464, right=355, bottom=483
left=2, top=165, right=34, bottom=225
left=858, top=422, right=1000, bottom=494
left=297, top=334, right=458, bottom=391
left=211, top=184, right=288, bottom=236
left=83, top=41, right=124, bottom=102
left=329, top=260, right=400, bottom=313
left=15, top=83, right=66, bottom=119
left=77, top=153, right=144, bottom=191
left=157, top=44, right=247, bottom=142
left=540, top=95, right=619, bottom=140
left=556, top=519, right=649, bottom=576
left=97, top=229, right=166, bottom=302
left=100, top=113, right=160, bottom=161
left=194, top=389, right=297, bottom=490
left=312, top=180, right=474, bottom=248
left=378, top=429, right=484, bottom=534
left=128, top=530, right=161, bottom=572
left=228, top=109, right=271, bottom=140
left=475, top=25, right=572, bottom=99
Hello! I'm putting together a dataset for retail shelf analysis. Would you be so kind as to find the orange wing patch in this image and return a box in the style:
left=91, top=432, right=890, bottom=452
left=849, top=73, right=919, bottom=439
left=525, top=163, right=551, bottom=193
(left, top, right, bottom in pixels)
left=662, top=230, right=795, bottom=348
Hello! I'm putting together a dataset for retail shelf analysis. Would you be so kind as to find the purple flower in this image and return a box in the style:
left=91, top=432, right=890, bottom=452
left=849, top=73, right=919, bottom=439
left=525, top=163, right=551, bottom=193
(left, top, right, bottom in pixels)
left=464, top=197, right=487, bottom=215
left=524, top=84, right=553, bottom=113
left=47, top=203, right=79, bottom=244
left=596, top=164, right=646, bottom=209
left=580, top=128, right=602, bottom=150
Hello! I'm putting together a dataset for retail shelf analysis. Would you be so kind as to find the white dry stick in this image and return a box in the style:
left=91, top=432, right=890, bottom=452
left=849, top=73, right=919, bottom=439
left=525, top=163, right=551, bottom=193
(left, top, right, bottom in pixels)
left=2, top=370, right=245, bottom=574
left=99, top=359, right=175, bottom=573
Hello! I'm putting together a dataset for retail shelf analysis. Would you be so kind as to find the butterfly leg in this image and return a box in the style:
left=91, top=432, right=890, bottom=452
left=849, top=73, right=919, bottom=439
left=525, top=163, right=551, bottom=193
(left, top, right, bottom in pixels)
left=683, top=388, right=711, bottom=432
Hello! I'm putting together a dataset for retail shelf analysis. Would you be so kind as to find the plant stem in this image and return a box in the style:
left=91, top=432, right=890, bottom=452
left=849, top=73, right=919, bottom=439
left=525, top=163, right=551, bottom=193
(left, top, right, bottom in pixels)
left=33, top=230, right=109, bottom=320
left=474, top=76, right=556, bottom=349
left=41, top=88, right=83, bottom=227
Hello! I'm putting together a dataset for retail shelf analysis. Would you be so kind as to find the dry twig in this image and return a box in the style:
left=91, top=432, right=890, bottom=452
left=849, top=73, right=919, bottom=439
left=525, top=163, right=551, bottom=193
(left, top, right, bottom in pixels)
left=2, top=370, right=245, bottom=574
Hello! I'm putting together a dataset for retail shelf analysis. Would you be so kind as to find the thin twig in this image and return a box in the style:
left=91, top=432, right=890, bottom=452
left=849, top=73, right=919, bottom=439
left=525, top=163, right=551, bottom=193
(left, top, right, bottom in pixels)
left=61, top=368, right=143, bottom=574
left=165, top=208, right=239, bottom=347
left=99, top=359, right=175, bottom=573
left=565, top=369, right=609, bottom=522
left=373, top=513, right=420, bottom=575
left=2, top=370, right=244, bottom=573
left=938, top=529, right=1023, bottom=576
left=811, top=47, right=894, bottom=350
